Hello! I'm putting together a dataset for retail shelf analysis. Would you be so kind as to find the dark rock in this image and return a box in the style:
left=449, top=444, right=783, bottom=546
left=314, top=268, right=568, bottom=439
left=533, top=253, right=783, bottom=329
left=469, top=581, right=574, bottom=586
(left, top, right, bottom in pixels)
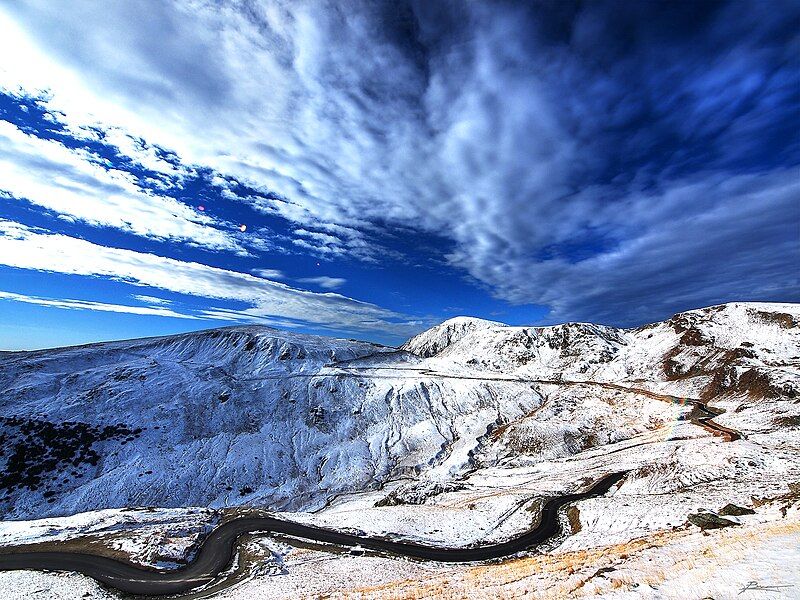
left=687, top=511, right=739, bottom=530
left=719, top=503, right=755, bottom=516
left=375, top=481, right=466, bottom=507
left=0, top=416, right=135, bottom=497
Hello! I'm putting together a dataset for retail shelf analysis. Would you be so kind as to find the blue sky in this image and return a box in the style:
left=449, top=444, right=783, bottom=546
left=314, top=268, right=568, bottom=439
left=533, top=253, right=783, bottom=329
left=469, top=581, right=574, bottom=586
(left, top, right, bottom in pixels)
left=0, top=0, right=798, bottom=350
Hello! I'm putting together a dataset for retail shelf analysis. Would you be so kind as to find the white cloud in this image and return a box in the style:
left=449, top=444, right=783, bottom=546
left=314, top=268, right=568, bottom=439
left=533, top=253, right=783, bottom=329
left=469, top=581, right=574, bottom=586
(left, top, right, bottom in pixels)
left=297, top=276, right=346, bottom=290
left=0, top=1, right=600, bottom=279
left=100, top=127, right=195, bottom=184
left=0, top=290, right=198, bottom=319
left=251, top=268, right=286, bottom=280
left=0, top=3, right=427, bottom=256
left=0, top=1, right=795, bottom=324
left=452, top=169, right=800, bottom=325
left=192, top=308, right=314, bottom=330
left=0, top=120, right=243, bottom=252
left=131, top=294, right=173, bottom=305
left=0, top=220, right=421, bottom=336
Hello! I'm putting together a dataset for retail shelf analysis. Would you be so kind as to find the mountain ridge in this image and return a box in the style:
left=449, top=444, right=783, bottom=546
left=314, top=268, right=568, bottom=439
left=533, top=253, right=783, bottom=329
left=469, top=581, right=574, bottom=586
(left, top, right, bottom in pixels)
left=0, top=301, right=797, bottom=520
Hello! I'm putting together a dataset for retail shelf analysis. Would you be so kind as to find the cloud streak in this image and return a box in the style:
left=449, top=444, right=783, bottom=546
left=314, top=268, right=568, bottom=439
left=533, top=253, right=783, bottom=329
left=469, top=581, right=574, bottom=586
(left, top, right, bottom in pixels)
left=251, top=268, right=286, bottom=280
left=297, top=276, right=346, bottom=290
left=0, top=120, right=242, bottom=252
left=131, top=294, right=173, bottom=306
left=0, top=290, right=198, bottom=319
left=453, top=169, right=800, bottom=325
left=0, top=219, right=422, bottom=336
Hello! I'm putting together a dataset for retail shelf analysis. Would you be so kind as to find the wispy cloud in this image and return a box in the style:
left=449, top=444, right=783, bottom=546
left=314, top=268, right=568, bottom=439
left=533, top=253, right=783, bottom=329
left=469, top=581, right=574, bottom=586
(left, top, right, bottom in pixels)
left=297, top=276, right=346, bottom=290
left=0, top=1, right=797, bottom=326
left=131, top=294, right=173, bottom=306
left=0, top=220, right=422, bottom=336
left=0, top=290, right=198, bottom=319
left=452, top=169, right=800, bottom=325
left=0, top=120, right=242, bottom=252
left=251, top=268, right=286, bottom=280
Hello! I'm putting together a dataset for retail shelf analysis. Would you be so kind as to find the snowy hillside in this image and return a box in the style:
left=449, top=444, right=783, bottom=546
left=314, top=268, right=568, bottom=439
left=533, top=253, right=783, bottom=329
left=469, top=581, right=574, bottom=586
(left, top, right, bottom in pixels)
left=402, top=316, right=507, bottom=358
left=0, top=303, right=797, bottom=523
left=407, top=302, right=800, bottom=397
left=0, top=325, right=542, bottom=518
left=1, top=302, right=799, bottom=599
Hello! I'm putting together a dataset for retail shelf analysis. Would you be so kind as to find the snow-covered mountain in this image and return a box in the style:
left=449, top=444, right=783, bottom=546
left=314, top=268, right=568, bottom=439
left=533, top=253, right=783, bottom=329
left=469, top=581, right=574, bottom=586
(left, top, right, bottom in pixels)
left=0, top=325, right=538, bottom=518
left=402, top=316, right=508, bottom=358
left=1, top=302, right=798, bottom=520
left=406, top=302, right=799, bottom=398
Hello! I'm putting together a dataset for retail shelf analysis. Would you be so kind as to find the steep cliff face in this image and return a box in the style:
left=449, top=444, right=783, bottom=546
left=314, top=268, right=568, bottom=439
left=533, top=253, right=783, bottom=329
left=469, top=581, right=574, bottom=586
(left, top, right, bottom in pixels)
left=0, top=303, right=797, bottom=520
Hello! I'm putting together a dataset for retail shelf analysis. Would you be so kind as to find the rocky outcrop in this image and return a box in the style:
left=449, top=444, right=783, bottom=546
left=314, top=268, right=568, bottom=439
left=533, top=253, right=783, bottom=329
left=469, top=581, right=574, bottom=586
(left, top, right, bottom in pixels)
left=687, top=511, right=739, bottom=530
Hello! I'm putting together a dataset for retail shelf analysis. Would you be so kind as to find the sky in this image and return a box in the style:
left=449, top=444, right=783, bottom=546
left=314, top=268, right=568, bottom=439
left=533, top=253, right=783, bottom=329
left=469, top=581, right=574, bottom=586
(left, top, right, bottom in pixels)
left=0, top=0, right=798, bottom=350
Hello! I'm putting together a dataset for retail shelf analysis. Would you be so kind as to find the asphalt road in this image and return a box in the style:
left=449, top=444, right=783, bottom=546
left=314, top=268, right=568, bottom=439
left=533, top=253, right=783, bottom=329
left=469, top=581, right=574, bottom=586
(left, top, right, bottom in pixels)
left=0, top=471, right=627, bottom=596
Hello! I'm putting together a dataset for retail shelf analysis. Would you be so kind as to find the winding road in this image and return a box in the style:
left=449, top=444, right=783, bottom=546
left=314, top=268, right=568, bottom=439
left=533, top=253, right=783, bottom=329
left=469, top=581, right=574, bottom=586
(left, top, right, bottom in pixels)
left=0, top=366, right=741, bottom=596
left=0, top=472, right=627, bottom=596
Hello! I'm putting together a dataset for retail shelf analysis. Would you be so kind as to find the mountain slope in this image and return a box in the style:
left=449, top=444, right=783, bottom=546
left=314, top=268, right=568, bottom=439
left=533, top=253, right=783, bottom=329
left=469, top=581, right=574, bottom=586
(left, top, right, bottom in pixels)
left=0, top=327, right=541, bottom=518
left=402, top=317, right=507, bottom=358
left=0, top=302, right=797, bottom=520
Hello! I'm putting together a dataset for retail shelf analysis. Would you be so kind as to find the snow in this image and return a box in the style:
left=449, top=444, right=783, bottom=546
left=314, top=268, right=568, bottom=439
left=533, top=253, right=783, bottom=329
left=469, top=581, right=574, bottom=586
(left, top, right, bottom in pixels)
left=402, top=316, right=508, bottom=358
left=0, top=302, right=798, bottom=598
left=0, top=507, right=217, bottom=568
left=0, top=571, right=115, bottom=600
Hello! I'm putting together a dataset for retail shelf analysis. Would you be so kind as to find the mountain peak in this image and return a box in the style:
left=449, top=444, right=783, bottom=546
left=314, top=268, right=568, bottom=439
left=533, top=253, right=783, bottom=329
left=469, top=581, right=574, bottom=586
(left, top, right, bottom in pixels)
left=438, top=316, right=508, bottom=329
left=402, top=316, right=507, bottom=357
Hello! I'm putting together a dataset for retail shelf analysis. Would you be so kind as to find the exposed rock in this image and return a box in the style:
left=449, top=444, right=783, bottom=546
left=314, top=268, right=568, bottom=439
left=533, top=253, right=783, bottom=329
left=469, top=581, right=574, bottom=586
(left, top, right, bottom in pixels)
left=704, top=366, right=798, bottom=401
left=375, top=481, right=466, bottom=507
left=774, top=415, right=800, bottom=427
left=719, top=503, right=755, bottom=517
left=567, top=506, right=582, bottom=534
left=687, top=511, right=739, bottom=530
left=749, top=309, right=799, bottom=329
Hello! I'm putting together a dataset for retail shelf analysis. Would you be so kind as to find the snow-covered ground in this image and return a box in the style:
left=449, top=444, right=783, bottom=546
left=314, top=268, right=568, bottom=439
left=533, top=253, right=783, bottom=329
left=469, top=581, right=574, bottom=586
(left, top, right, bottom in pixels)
left=0, top=507, right=218, bottom=568
left=0, top=302, right=798, bottom=598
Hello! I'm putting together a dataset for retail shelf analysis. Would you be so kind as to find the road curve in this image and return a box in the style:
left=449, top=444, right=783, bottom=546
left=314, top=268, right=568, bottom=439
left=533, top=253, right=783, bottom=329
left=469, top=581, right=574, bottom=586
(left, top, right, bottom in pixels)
left=683, top=401, right=740, bottom=441
left=0, top=472, right=627, bottom=596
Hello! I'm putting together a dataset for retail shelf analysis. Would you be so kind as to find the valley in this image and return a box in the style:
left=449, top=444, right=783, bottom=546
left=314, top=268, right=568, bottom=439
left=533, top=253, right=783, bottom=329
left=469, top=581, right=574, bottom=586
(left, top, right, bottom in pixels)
left=0, top=302, right=798, bottom=598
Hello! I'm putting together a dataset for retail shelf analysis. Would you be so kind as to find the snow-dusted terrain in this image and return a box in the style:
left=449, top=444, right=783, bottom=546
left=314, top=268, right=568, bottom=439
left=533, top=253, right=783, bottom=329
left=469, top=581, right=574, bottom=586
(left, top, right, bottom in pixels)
left=1, top=302, right=798, bottom=598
